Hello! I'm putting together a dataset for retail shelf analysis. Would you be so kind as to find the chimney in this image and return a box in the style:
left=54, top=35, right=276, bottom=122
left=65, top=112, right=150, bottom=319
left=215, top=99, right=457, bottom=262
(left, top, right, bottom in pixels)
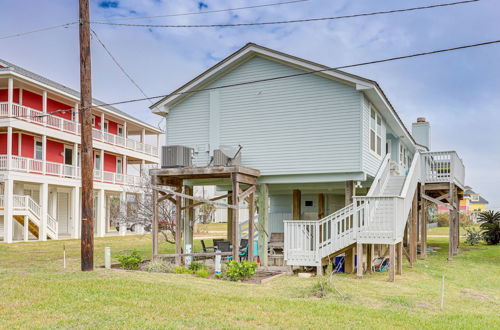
left=412, top=117, right=431, bottom=150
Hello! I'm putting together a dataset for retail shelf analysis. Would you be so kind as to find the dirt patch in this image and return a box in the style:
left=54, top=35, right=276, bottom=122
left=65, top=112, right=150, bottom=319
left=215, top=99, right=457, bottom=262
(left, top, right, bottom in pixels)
left=460, top=288, right=493, bottom=301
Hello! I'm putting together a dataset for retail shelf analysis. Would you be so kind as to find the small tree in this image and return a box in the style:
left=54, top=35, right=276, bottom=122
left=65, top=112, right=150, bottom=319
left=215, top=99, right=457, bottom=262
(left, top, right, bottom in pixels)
left=478, top=210, right=500, bottom=245
left=198, top=203, right=216, bottom=224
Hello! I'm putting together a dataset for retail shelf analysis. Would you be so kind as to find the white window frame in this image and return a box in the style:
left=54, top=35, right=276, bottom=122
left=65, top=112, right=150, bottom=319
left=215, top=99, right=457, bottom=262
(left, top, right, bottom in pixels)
left=471, top=195, right=479, bottom=202
left=91, top=115, right=96, bottom=127
left=34, top=138, right=43, bottom=161
left=369, top=106, right=383, bottom=157
left=117, top=125, right=124, bottom=137
left=103, top=120, right=109, bottom=133
left=94, top=153, right=101, bottom=171
left=116, top=158, right=123, bottom=174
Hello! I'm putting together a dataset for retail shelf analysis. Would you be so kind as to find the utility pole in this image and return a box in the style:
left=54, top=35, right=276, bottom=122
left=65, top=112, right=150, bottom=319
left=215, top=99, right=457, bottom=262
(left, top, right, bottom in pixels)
left=79, top=0, right=94, bottom=271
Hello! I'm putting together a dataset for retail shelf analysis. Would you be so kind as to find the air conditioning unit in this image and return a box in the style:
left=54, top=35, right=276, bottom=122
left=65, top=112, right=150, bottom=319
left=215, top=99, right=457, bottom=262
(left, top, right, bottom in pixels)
left=213, top=145, right=242, bottom=166
left=161, top=145, right=193, bottom=168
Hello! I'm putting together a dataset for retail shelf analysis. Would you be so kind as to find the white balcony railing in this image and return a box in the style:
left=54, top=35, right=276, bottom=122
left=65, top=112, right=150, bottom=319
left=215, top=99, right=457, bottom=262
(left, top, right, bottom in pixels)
left=0, top=102, right=159, bottom=157
left=420, top=151, right=465, bottom=188
left=0, top=155, right=144, bottom=187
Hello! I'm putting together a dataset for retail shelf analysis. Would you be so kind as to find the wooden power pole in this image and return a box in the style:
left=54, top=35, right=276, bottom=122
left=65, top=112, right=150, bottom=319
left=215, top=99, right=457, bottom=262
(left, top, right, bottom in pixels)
left=79, top=0, right=94, bottom=271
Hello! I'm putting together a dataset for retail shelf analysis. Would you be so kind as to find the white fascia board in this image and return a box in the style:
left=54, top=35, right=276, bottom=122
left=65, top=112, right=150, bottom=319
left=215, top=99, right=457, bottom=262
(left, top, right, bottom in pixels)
left=154, top=45, right=377, bottom=110
left=0, top=71, right=161, bottom=134
left=151, top=104, right=169, bottom=116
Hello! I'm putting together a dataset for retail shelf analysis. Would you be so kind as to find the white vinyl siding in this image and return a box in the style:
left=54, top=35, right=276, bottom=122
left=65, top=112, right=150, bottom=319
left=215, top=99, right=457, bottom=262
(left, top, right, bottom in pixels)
left=210, top=56, right=362, bottom=175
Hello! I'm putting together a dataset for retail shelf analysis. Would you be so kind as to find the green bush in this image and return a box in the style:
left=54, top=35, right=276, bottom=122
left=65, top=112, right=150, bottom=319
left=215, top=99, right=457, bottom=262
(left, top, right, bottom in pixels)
left=464, top=227, right=483, bottom=246
left=143, top=260, right=175, bottom=273
left=478, top=211, right=500, bottom=245
left=116, top=250, right=142, bottom=270
left=173, top=266, right=191, bottom=274
left=195, top=268, right=210, bottom=278
left=436, top=213, right=449, bottom=227
left=225, top=260, right=257, bottom=281
left=188, top=262, right=206, bottom=272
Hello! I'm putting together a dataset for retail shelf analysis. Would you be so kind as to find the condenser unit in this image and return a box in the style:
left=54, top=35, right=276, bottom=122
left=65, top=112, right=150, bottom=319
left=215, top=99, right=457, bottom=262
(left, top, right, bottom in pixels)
left=161, top=145, right=193, bottom=168
left=213, top=145, right=242, bottom=166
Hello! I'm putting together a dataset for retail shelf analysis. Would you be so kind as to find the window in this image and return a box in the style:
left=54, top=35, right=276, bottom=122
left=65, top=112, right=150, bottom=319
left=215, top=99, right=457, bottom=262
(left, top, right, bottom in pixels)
left=35, top=140, right=43, bottom=160
left=117, top=125, right=124, bottom=137
left=95, top=154, right=101, bottom=170
left=91, top=115, right=96, bottom=126
left=370, top=107, right=382, bottom=156
left=471, top=195, right=479, bottom=202
left=104, top=120, right=109, bottom=133
left=116, top=158, right=122, bottom=174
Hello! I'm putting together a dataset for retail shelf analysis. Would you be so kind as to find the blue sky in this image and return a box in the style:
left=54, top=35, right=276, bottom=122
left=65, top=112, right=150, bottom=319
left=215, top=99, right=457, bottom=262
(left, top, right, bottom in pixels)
left=1, top=0, right=499, bottom=207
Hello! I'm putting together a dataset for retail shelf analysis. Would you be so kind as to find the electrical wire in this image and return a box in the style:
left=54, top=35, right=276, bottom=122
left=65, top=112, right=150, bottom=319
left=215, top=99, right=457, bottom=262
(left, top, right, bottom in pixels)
left=86, top=38, right=500, bottom=109
left=94, top=0, right=310, bottom=22
left=90, top=0, right=479, bottom=28
left=90, top=28, right=153, bottom=104
left=0, top=22, right=77, bottom=40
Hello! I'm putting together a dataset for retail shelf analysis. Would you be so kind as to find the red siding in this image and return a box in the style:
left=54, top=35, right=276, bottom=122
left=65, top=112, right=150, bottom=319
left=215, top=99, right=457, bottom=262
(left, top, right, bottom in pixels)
left=22, top=90, right=43, bottom=110
left=93, top=115, right=101, bottom=129
left=47, top=98, right=72, bottom=120
left=12, top=133, right=19, bottom=156
left=21, top=134, right=34, bottom=158
left=104, top=153, right=116, bottom=172
left=0, top=89, right=20, bottom=103
left=46, top=140, right=64, bottom=163
left=107, top=120, right=118, bottom=135
left=0, top=134, right=6, bottom=154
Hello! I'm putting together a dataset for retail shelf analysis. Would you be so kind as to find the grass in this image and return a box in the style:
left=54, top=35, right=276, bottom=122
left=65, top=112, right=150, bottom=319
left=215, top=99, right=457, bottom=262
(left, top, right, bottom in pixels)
left=428, top=225, right=479, bottom=236
left=0, top=236, right=498, bottom=329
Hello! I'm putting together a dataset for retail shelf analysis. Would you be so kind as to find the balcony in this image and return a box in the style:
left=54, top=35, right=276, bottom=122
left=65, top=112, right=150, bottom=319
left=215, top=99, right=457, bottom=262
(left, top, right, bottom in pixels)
left=0, top=155, right=144, bottom=187
left=0, top=102, right=159, bottom=157
left=420, top=151, right=465, bottom=188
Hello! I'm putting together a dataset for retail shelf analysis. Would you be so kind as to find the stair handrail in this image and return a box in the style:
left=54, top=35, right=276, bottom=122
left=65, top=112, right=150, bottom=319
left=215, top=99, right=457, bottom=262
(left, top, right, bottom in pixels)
left=397, top=152, right=422, bottom=236
left=47, top=213, right=58, bottom=238
left=367, top=153, right=392, bottom=197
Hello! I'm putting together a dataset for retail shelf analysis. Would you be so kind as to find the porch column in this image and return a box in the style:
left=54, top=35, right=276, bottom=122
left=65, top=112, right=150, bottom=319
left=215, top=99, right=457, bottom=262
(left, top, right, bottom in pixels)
left=42, top=135, right=47, bottom=175
left=248, top=190, right=255, bottom=262
left=366, top=244, right=374, bottom=273
left=123, top=155, right=127, bottom=175
left=156, top=133, right=160, bottom=149
left=292, top=189, right=301, bottom=220
left=140, top=160, right=145, bottom=176
left=420, top=192, right=428, bottom=259
left=23, top=215, right=29, bottom=241
left=73, top=102, right=79, bottom=123
left=123, top=121, right=127, bottom=138
left=183, top=186, right=194, bottom=256
left=96, top=189, right=106, bottom=237
left=40, top=182, right=48, bottom=241
left=410, top=190, right=418, bottom=262
left=345, top=180, right=356, bottom=206
left=71, top=186, right=80, bottom=238
left=101, top=112, right=105, bottom=135
left=389, top=244, right=396, bottom=282
left=6, top=126, right=12, bottom=170
left=7, top=77, right=13, bottom=117
left=100, top=149, right=104, bottom=179
left=141, top=128, right=146, bottom=143
left=356, top=243, right=363, bottom=278
left=3, top=178, right=14, bottom=243
left=42, top=91, right=47, bottom=126
left=231, top=174, right=240, bottom=260
left=257, top=184, right=269, bottom=266
left=396, top=241, right=403, bottom=275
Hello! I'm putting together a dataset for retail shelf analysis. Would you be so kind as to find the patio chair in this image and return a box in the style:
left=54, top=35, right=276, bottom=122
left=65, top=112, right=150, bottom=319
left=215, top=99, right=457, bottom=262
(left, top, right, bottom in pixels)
left=201, top=240, right=216, bottom=253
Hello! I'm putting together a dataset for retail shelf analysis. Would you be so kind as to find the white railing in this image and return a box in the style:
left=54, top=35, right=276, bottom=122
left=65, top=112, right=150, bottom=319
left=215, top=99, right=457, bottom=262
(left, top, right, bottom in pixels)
left=8, top=194, right=57, bottom=239
left=1, top=102, right=159, bottom=157
left=421, top=151, right=465, bottom=188
left=0, top=155, right=143, bottom=186
left=367, top=153, right=391, bottom=197
left=47, top=214, right=58, bottom=238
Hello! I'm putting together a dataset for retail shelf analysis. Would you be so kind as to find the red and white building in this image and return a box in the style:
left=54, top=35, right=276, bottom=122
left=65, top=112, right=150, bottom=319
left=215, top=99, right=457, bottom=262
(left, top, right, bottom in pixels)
left=0, top=59, right=161, bottom=243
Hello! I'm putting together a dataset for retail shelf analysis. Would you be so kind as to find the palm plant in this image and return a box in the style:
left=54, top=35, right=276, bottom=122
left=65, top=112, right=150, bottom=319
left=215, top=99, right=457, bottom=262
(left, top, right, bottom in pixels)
left=477, top=211, right=500, bottom=245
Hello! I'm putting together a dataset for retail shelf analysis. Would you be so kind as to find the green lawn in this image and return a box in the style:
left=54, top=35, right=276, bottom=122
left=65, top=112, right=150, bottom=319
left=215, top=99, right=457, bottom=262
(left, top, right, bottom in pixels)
left=0, top=235, right=498, bottom=329
left=427, top=225, right=479, bottom=236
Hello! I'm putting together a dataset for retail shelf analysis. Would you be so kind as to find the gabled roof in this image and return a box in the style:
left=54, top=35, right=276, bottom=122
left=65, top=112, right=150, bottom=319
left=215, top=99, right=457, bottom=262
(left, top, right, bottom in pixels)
left=0, top=58, right=162, bottom=133
left=464, top=187, right=489, bottom=204
left=150, top=42, right=417, bottom=148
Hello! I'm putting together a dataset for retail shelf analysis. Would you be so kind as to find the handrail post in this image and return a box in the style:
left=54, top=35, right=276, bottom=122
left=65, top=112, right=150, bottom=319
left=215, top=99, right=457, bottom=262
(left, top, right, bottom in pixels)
left=353, top=197, right=358, bottom=237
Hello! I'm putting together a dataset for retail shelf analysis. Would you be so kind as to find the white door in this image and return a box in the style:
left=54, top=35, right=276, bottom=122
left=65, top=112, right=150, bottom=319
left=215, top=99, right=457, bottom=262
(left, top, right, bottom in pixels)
left=57, top=192, right=70, bottom=235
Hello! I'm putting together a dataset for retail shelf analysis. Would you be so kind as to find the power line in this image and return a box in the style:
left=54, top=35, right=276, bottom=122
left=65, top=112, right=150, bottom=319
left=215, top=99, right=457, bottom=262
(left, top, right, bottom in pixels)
left=0, top=22, right=77, bottom=40
left=95, top=0, right=310, bottom=22
left=91, top=0, right=479, bottom=28
left=90, top=28, right=152, bottom=104
left=86, top=38, right=500, bottom=109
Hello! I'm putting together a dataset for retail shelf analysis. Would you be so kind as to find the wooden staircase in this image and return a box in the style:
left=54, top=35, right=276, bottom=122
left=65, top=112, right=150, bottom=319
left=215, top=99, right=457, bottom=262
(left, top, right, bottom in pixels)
left=13, top=215, right=39, bottom=238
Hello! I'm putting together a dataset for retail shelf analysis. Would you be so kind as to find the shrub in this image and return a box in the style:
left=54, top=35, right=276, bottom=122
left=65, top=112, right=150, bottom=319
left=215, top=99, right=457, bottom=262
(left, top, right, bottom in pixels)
left=188, top=262, right=206, bottom=272
left=143, top=260, right=175, bottom=273
left=173, top=266, right=191, bottom=274
left=116, top=250, right=142, bottom=270
left=225, top=260, right=257, bottom=281
left=436, top=213, right=449, bottom=227
left=478, top=211, right=500, bottom=245
left=195, top=268, right=210, bottom=278
left=464, top=227, right=483, bottom=246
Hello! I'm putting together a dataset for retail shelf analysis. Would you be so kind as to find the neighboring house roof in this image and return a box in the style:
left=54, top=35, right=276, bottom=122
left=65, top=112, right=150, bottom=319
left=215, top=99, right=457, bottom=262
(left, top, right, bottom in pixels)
left=464, top=187, right=489, bottom=204
left=0, top=58, right=162, bottom=133
left=150, top=42, right=417, bottom=149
